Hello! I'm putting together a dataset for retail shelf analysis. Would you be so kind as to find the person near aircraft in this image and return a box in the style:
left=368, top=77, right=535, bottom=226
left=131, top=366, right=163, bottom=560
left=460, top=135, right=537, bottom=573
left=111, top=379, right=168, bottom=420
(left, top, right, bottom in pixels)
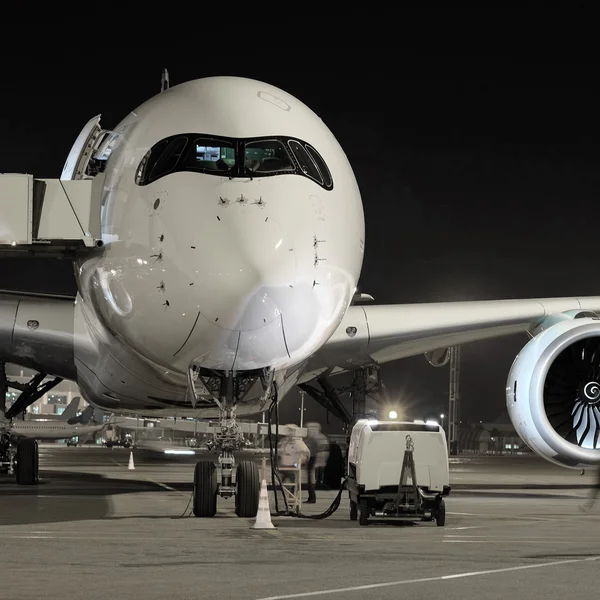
left=581, top=468, right=600, bottom=512
left=304, top=422, right=330, bottom=503
left=277, top=425, right=310, bottom=493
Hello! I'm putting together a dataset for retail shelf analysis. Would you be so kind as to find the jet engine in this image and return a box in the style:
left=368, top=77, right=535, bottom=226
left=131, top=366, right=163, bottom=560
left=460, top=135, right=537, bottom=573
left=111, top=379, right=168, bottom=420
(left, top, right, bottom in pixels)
left=507, top=311, right=600, bottom=469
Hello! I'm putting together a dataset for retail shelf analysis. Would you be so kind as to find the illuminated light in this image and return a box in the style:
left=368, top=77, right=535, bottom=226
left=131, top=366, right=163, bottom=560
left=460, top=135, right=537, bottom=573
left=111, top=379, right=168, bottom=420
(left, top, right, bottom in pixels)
left=440, top=413, right=445, bottom=419
left=137, top=258, right=143, bottom=265
left=425, top=420, right=439, bottom=426
left=11, top=241, right=17, bottom=246
left=388, top=410, right=398, bottom=419
left=163, top=449, right=195, bottom=455
left=367, top=419, right=379, bottom=426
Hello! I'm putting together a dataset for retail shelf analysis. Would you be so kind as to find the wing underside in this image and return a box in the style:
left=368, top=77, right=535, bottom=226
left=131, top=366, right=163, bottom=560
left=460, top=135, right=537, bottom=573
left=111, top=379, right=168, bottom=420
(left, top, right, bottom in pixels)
left=300, top=296, right=600, bottom=382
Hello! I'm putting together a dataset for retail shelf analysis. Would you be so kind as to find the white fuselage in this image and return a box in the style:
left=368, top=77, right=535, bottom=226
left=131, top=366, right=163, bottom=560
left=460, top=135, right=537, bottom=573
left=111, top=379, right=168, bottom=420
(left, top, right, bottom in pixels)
left=11, top=420, right=104, bottom=441
left=71, top=76, right=364, bottom=417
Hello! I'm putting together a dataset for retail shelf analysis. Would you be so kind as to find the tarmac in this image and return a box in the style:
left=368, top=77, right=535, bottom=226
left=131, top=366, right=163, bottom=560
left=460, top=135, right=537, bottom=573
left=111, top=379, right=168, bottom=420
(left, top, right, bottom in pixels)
left=1, top=446, right=600, bottom=600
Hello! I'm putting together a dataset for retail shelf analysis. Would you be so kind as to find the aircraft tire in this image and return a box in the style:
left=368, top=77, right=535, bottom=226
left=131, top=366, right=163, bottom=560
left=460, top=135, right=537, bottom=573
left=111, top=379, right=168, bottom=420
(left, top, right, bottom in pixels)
left=235, top=460, right=260, bottom=518
left=193, top=460, right=217, bottom=517
left=16, top=438, right=39, bottom=485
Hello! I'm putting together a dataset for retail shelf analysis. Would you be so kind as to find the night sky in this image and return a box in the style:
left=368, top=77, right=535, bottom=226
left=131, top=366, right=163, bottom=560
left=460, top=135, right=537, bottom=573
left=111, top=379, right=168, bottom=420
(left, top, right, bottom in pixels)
left=1, top=54, right=599, bottom=433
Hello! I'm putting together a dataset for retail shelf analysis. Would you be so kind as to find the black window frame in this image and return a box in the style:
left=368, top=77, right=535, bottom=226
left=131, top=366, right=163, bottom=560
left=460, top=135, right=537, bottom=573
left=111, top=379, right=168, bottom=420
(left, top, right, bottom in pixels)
left=305, top=143, right=333, bottom=189
left=287, top=139, right=323, bottom=186
left=135, top=133, right=334, bottom=190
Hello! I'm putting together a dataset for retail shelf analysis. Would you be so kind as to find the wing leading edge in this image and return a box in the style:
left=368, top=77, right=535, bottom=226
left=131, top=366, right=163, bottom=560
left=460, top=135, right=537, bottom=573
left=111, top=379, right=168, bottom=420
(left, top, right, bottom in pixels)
left=301, top=296, right=600, bottom=381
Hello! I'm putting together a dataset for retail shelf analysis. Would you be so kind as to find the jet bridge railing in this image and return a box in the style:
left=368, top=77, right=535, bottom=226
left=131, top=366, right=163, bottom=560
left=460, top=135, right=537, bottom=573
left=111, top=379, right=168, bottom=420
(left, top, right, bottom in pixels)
left=0, top=173, right=104, bottom=255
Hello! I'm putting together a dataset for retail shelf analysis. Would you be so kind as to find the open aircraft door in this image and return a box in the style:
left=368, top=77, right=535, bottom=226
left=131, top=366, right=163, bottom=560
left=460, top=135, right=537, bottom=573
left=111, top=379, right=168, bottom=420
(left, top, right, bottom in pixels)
left=61, top=115, right=103, bottom=180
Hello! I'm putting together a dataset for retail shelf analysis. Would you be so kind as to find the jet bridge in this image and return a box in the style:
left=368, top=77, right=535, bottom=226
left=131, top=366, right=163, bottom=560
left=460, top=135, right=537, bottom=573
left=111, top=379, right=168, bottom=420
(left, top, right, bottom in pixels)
left=0, top=173, right=104, bottom=256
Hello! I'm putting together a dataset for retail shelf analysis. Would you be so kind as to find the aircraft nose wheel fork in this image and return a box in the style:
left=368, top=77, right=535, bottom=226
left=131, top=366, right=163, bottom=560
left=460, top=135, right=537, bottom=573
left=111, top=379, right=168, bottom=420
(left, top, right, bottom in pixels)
left=190, top=371, right=263, bottom=518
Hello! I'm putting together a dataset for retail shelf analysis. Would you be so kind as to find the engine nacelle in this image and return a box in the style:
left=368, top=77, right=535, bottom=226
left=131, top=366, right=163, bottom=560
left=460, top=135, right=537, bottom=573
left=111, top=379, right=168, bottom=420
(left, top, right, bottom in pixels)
left=507, top=313, right=600, bottom=469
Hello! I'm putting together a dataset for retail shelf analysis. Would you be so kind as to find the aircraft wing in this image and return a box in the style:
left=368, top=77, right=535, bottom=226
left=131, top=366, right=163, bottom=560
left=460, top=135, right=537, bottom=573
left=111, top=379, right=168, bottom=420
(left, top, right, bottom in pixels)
left=300, top=296, right=600, bottom=381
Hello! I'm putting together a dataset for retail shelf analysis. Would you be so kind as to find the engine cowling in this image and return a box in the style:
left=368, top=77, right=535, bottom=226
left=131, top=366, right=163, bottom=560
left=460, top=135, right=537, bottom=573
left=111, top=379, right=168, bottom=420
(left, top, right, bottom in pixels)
left=507, top=313, right=600, bottom=469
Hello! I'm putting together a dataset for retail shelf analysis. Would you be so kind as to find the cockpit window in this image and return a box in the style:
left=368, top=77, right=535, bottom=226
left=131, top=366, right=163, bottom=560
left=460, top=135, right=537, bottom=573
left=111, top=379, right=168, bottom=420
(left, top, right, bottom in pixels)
left=180, top=137, right=235, bottom=174
left=244, top=140, right=295, bottom=174
left=288, top=140, right=323, bottom=185
left=305, top=144, right=333, bottom=189
left=136, top=136, right=189, bottom=185
left=148, top=136, right=188, bottom=182
left=135, top=133, right=333, bottom=190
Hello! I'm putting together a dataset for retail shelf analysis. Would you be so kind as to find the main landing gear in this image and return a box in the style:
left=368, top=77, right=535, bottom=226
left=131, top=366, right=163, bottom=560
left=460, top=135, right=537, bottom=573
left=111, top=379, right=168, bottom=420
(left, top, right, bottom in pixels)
left=188, top=367, right=270, bottom=518
left=0, top=360, right=62, bottom=484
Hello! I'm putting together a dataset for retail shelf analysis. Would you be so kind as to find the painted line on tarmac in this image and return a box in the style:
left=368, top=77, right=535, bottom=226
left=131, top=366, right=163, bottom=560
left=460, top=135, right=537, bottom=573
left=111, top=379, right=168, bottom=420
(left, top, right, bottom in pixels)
left=254, top=555, right=600, bottom=600
left=448, top=511, right=560, bottom=521
left=108, top=457, right=179, bottom=493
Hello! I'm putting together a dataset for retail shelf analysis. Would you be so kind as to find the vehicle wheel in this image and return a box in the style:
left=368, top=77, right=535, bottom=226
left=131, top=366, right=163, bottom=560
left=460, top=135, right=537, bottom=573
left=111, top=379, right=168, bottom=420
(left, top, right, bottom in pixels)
left=235, top=461, right=260, bottom=518
left=323, top=443, right=344, bottom=489
left=350, top=500, right=358, bottom=521
left=193, top=460, right=217, bottom=517
left=16, top=438, right=39, bottom=485
left=435, top=499, right=446, bottom=526
left=358, top=499, right=369, bottom=526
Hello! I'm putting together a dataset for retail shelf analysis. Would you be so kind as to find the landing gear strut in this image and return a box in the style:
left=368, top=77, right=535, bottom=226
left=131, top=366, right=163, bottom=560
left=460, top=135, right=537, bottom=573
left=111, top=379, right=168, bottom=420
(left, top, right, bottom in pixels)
left=0, top=360, right=61, bottom=483
left=188, top=367, right=269, bottom=518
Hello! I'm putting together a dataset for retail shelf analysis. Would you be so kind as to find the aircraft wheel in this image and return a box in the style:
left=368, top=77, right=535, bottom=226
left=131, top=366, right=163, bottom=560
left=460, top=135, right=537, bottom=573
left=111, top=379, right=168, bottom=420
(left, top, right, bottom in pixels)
left=235, top=461, right=260, bottom=517
left=16, top=438, right=39, bottom=485
left=193, top=460, right=217, bottom=517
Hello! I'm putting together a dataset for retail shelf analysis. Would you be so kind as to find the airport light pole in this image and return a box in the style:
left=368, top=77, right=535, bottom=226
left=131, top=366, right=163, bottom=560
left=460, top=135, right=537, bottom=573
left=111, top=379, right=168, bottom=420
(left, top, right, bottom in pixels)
left=448, top=346, right=461, bottom=456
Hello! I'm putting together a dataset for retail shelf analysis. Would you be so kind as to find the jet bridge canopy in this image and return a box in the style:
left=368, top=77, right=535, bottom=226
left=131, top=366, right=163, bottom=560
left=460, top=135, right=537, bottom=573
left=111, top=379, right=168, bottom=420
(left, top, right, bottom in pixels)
left=0, top=173, right=103, bottom=255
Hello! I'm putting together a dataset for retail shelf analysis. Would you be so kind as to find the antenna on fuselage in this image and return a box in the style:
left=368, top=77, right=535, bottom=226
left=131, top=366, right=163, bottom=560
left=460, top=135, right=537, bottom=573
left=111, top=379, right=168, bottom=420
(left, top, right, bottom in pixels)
left=161, top=68, right=170, bottom=92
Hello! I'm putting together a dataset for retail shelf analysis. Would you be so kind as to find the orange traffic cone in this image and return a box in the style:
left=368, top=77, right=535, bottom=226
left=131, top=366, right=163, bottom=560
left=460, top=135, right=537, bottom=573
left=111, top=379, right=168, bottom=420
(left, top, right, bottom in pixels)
left=128, top=451, right=135, bottom=471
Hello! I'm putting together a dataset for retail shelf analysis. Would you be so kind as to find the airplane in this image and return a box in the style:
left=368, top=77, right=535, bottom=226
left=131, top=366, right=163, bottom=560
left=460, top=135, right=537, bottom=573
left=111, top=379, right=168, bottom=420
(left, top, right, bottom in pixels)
left=10, top=404, right=105, bottom=442
left=25, top=395, right=81, bottom=423
left=2, top=71, right=600, bottom=515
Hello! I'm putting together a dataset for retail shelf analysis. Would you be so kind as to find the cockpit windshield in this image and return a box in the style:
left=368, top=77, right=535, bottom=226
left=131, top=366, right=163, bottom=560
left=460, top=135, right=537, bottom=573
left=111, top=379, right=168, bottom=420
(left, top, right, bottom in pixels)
left=185, top=138, right=236, bottom=174
left=135, top=134, right=333, bottom=190
left=244, top=140, right=295, bottom=174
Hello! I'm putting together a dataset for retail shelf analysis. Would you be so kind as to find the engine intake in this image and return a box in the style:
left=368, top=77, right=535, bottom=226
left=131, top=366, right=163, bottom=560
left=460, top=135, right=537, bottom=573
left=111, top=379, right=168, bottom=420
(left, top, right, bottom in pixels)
left=507, top=314, right=600, bottom=469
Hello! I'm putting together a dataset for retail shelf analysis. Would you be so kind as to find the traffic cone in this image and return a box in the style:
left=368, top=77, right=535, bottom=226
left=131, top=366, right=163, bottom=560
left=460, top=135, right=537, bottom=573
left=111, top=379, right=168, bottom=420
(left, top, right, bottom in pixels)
left=251, top=479, right=275, bottom=529
left=128, top=451, right=135, bottom=471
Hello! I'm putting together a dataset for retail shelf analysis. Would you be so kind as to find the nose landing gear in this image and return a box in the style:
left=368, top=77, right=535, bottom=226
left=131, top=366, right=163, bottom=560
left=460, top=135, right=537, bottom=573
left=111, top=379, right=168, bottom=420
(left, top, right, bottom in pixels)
left=188, top=367, right=271, bottom=518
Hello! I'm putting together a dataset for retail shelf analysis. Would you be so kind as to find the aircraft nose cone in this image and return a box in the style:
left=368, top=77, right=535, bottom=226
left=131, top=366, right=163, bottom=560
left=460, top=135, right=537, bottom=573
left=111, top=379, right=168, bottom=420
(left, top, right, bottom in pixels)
left=193, top=210, right=295, bottom=331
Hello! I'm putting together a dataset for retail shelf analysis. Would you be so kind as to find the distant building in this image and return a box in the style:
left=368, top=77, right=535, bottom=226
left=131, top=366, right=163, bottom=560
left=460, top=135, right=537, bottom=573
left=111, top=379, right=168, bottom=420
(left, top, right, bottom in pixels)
left=457, top=413, right=527, bottom=454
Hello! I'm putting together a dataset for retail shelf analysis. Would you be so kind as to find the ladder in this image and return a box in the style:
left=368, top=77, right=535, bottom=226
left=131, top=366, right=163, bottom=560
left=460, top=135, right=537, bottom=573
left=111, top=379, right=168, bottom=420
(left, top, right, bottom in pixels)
left=278, top=465, right=303, bottom=514
left=395, top=434, right=421, bottom=515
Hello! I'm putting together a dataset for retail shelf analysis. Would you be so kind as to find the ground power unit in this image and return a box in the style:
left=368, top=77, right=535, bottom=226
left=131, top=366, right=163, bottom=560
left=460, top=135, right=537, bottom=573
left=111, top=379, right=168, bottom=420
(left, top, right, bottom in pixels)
left=347, top=419, right=451, bottom=526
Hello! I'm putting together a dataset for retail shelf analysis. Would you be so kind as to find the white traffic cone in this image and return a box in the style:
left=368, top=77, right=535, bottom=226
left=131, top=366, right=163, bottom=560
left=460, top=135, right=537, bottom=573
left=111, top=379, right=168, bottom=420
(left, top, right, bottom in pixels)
left=251, top=479, right=275, bottom=529
left=128, top=451, right=135, bottom=471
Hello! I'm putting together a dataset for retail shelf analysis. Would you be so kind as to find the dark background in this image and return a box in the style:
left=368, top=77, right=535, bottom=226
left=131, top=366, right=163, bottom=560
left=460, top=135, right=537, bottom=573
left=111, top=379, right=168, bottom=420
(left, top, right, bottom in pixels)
left=1, top=52, right=598, bottom=434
